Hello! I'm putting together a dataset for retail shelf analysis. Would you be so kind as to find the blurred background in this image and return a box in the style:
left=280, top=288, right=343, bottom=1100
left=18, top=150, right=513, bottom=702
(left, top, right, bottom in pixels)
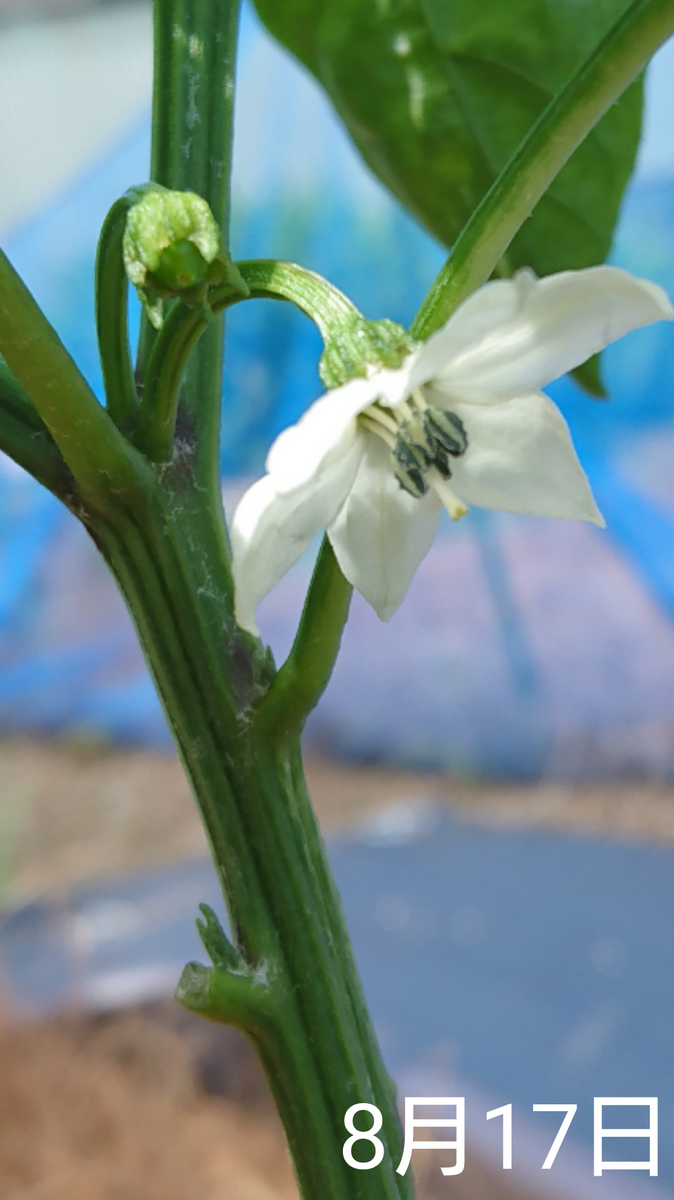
left=2, top=0, right=674, bottom=779
left=2, top=1, right=674, bottom=1198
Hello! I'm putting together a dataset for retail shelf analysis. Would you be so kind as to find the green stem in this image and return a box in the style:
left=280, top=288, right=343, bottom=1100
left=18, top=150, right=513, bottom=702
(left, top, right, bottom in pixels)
left=92, top=492, right=412, bottom=1200
left=95, top=196, right=139, bottom=427
left=0, top=1, right=414, bottom=1188
left=143, top=0, right=240, bottom=493
left=176, top=960, right=277, bottom=1030
left=0, top=249, right=141, bottom=509
left=0, top=358, right=49, bottom=432
left=240, top=259, right=360, bottom=338
left=255, top=537, right=353, bottom=743
left=135, top=0, right=242, bottom=624
left=135, top=284, right=241, bottom=463
left=151, top=0, right=239, bottom=211
left=411, top=0, right=674, bottom=338
left=0, top=363, right=75, bottom=502
left=136, top=261, right=359, bottom=463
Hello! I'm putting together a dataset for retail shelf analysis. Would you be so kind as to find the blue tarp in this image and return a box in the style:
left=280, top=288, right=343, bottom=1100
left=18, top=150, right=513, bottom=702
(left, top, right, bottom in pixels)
left=2, top=7, right=674, bottom=777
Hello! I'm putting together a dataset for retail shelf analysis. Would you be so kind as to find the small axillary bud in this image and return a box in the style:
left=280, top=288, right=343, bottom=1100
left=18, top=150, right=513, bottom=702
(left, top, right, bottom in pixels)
left=319, top=314, right=420, bottom=389
left=122, top=184, right=248, bottom=329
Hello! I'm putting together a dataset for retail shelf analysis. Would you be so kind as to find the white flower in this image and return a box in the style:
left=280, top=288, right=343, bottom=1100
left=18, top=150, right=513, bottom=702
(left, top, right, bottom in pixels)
left=232, top=266, right=672, bottom=634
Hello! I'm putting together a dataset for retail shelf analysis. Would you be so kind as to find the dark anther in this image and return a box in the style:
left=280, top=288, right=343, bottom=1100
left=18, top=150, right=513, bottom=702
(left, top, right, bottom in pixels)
left=432, top=446, right=453, bottom=479
left=423, top=408, right=468, bottom=457
left=392, top=458, right=429, bottom=498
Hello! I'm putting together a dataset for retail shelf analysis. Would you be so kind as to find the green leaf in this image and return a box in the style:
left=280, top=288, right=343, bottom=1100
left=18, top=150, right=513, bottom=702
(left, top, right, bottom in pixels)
left=252, top=0, right=642, bottom=281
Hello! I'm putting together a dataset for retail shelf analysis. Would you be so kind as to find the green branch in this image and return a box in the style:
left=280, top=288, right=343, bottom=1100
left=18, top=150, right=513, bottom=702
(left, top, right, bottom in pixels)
left=176, top=961, right=277, bottom=1031
left=178, top=896, right=280, bottom=1035
left=240, top=258, right=359, bottom=337
left=0, top=358, right=48, bottom=432
left=254, top=537, right=353, bottom=742
left=411, top=0, right=674, bottom=338
left=135, top=283, right=241, bottom=463
left=136, top=260, right=359, bottom=463
left=0, top=363, right=74, bottom=501
left=0, top=249, right=143, bottom=510
left=95, top=196, right=140, bottom=428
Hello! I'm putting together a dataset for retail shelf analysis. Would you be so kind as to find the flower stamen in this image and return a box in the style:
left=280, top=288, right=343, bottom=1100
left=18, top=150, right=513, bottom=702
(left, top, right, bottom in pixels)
left=360, top=392, right=469, bottom=502
left=421, top=407, right=467, bottom=479
left=360, top=404, right=399, bottom=436
left=396, top=399, right=415, bottom=421
left=427, top=468, right=469, bottom=521
left=360, top=414, right=396, bottom=447
left=392, top=424, right=431, bottom=497
left=388, top=397, right=469, bottom=499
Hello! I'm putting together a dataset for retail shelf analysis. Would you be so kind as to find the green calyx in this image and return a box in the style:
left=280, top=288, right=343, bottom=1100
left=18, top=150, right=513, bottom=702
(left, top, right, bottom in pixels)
left=122, top=184, right=248, bottom=328
left=319, top=314, right=420, bottom=389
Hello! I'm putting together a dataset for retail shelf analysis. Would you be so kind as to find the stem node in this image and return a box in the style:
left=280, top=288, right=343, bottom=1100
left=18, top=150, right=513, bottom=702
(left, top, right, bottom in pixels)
left=175, top=960, right=275, bottom=1030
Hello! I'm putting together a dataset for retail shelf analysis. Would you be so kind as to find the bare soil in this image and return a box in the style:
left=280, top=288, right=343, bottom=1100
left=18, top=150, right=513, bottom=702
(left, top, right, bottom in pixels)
left=0, top=1004, right=536, bottom=1200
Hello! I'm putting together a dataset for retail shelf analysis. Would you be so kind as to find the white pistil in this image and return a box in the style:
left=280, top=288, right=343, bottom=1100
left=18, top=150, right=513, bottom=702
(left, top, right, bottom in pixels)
left=427, top=468, right=469, bottom=521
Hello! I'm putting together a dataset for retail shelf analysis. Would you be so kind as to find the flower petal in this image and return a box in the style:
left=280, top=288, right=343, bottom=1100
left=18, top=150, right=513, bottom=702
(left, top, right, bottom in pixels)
left=267, top=374, right=381, bottom=493
left=232, top=436, right=365, bottom=635
left=416, top=267, right=673, bottom=401
left=328, top=436, right=442, bottom=620
left=405, top=280, right=523, bottom=392
left=449, top=392, right=604, bottom=524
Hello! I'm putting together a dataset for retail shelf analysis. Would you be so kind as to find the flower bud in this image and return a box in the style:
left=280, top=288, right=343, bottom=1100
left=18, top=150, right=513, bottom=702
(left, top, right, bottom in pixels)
left=151, top=238, right=212, bottom=292
left=122, top=184, right=248, bottom=328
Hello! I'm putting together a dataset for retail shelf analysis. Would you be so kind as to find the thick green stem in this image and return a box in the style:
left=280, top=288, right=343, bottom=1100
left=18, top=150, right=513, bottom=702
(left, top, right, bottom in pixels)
left=412, top=0, right=674, bottom=338
left=135, top=0, right=242, bottom=620
left=91, top=486, right=412, bottom=1200
left=256, top=537, right=353, bottom=743
left=143, top=0, right=240, bottom=493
